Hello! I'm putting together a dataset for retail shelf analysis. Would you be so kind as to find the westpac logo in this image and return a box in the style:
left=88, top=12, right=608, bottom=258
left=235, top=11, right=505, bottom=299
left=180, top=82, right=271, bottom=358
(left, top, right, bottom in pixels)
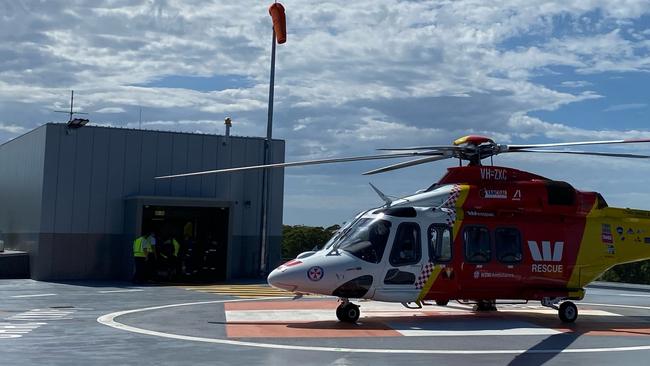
left=527, top=241, right=564, bottom=273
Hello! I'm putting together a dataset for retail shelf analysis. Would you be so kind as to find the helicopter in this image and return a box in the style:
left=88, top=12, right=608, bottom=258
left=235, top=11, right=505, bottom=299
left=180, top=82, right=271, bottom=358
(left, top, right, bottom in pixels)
left=158, top=135, right=650, bottom=323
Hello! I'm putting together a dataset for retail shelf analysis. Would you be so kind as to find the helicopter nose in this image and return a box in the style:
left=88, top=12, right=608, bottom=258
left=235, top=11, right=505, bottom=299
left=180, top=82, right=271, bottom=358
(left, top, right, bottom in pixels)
left=267, top=260, right=303, bottom=292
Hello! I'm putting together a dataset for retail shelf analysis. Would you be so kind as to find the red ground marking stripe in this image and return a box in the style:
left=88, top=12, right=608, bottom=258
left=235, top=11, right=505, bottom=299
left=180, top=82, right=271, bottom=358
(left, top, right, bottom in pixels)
left=225, top=300, right=339, bottom=311
left=225, top=300, right=650, bottom=338
left=584, top=329, right=650, bottom=337
left=226, top=322, right=401, bottom=338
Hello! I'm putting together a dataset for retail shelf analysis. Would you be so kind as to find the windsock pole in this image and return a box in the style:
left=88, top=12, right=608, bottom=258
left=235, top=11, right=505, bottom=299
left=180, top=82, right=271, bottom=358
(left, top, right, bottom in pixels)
left=260, top=2, right=286, bottom=275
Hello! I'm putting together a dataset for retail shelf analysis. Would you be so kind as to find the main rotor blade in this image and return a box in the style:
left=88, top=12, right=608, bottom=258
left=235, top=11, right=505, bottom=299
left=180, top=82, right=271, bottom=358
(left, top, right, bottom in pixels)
left=362, top=155, right=451, bottom=175
left=156, top=151, right=440, bottom=179
left=507, top=138, right=650, bottom=150
left=377, top=146, right=461, bottom=151
left=510, top=149, right=650, bottom=159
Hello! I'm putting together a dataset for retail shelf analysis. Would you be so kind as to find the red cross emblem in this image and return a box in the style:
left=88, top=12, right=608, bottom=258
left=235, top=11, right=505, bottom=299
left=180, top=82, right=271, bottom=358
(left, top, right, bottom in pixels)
left=307, top=266, right=324, bottom=281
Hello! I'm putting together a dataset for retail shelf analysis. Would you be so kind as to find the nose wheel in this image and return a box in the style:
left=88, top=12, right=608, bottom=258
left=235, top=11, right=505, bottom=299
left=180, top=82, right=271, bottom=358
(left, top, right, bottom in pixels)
left=558, top=301, right=578, bottom=323
left=541, top=297, right=578, bottom=323
left=336, top=300, right=360, bottom=323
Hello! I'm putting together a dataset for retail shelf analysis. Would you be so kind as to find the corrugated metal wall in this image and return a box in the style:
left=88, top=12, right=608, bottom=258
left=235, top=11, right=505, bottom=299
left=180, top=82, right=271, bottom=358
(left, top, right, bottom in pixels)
left=0, top=125, right=46, bottom=233
left=0, top=125, right=47, bottom=275
left=4, top=123, right=284, bottom=280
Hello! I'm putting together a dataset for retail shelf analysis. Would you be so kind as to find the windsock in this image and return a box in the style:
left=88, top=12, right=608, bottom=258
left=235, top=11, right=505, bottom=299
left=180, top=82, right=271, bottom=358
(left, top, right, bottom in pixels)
left=269, top=3, right=286, bottom=44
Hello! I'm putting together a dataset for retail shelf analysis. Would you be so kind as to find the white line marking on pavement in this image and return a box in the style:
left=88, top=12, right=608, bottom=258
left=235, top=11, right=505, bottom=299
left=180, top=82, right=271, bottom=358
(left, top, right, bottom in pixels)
left=0, top=322, right=47, bottom=339
left=98, top=289, right=144, bottom=294
left=7, top=309, right=76, bottom=322
left=10, top=294, right=57, bottom=298
left=581, top=302, right=650, bottom=310
left=97, top=299, right=650, bottom=355
left=617, top=293, right=650, bottom=298
left=587, top=291, right=650, bottom=298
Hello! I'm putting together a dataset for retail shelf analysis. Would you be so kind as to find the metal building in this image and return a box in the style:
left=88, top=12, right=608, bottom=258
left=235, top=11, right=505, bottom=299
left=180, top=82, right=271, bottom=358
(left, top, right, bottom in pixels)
left=0, top=123, right=285, bottom=281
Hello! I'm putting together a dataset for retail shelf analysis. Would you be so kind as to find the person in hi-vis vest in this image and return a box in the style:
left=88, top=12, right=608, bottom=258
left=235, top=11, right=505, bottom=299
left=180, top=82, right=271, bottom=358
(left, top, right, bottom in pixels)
left=133, top=232, right=156, bottom=283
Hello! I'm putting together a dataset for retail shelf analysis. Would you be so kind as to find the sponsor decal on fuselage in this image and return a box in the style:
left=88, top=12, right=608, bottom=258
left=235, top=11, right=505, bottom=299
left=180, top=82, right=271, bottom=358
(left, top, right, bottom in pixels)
left=601, top=224, right=613, bottom=244
left=528, top=240, right=564, bottom=273
left=466, top=210, right=496, bottom=217
left=481, top=189, right=508, bottom=199
left=476, top=272, right=516, bottom=279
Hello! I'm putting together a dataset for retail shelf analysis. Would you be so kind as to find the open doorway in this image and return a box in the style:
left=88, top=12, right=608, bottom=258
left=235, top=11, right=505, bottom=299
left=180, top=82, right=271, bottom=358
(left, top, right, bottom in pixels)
left=141, top=205, right=229, bottom=282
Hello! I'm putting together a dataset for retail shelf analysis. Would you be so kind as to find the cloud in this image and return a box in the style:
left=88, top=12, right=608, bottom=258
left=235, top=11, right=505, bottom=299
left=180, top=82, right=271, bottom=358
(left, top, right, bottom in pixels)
left=0, top=123, right=26, bottom=134
left=95, top=107, right=126, bottom=113
left=560, top=80, right=594, bottom=88
left=603, top=103, right=647, bottom=112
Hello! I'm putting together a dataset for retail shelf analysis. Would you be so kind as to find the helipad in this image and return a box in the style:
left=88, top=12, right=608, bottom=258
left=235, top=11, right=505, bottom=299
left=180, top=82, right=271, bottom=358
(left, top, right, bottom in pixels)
left=98, top=295, right=650, bottom=355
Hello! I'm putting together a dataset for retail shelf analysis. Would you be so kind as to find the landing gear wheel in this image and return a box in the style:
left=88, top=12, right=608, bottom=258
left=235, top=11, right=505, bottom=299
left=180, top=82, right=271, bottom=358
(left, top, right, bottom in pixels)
left=435, top=300, right=449, bottom=306
left=474, top=300, right=497, bottom=311
left=336, top=302, right=360, bottom=323
left=558, top=301, right=578, bottom=323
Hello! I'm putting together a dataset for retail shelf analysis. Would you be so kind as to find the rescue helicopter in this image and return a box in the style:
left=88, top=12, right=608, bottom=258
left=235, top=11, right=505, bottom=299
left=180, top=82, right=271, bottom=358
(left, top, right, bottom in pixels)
left=158, top=135, right=650, bottom=324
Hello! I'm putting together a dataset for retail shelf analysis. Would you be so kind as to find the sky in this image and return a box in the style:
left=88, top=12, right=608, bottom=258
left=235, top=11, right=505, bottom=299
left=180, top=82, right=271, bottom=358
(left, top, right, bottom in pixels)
left=1, top=0, right=650, bottom=226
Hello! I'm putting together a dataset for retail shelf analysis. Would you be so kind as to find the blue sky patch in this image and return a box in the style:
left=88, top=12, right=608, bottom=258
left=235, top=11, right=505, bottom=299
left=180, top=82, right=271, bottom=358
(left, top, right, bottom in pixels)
left=138, top=74, right=253, bottom=92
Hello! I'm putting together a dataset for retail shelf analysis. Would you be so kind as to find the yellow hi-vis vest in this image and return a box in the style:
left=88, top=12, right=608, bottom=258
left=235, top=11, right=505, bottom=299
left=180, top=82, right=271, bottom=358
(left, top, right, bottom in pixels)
left=133, top=237, right=146, bottom=258
left=172, top=239, right=180, bottom=257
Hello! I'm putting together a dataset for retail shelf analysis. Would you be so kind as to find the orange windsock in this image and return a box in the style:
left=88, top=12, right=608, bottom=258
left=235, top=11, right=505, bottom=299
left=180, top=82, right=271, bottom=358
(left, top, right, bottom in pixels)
left=269, top=3, right=287, bottom=44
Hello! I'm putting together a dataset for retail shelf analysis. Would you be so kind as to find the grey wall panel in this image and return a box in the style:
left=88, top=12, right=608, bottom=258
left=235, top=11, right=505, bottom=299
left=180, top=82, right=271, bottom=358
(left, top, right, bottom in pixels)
left=154, top=132, right=173, bottom=196
left=33, top=233, right=53, bottom=279
left=51, top=234, right=87, bottom=278
left=170, top=133, right=188, bottom=196
left=40, top=126, right=61, bottom=233
left=88, top=128, right=110, bottom=233
left=71, top=128, right=94, bottom=232
left=215, top=136, right=232, bottom=200
left=242, top=139, right=263, bottom=237
left=228, top=139, right=245, bottom=236
left=104, top=129, right=127, bottom=233
left=0, top=125, right=46, bottom=234
left=268, top=141, right=285, bottom=236
left=139, top=132, right=157, bottom=195
left=123, top=131, right=142, bottom=196
left=53, top=129, right=76, bottom=232
left=200, top=136, right=217, bottom=197
left=186, top=134, right=203, bottom=197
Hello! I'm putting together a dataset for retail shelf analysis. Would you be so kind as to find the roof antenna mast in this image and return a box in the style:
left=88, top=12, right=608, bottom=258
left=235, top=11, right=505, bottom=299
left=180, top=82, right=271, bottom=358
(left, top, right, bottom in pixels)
left=54, top=90, right=89, bottom=129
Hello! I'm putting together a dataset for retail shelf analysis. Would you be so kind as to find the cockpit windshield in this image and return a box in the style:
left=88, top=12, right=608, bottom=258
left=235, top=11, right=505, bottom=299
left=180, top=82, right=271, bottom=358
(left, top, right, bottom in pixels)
left=322, top=210, right=368, bottom=250
left=336, top=218, right=392, bottom=263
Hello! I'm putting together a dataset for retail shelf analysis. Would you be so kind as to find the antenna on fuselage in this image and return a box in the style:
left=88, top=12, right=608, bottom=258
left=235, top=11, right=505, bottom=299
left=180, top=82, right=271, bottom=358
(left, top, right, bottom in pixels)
left=369, top=182, right=393, bottom=207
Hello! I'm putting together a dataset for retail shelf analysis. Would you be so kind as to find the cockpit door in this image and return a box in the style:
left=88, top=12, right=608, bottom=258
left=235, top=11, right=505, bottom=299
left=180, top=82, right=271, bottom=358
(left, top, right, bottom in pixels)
left=424, top=224, right=458, bottom=299
left=373, top=222, right=426, bottom=303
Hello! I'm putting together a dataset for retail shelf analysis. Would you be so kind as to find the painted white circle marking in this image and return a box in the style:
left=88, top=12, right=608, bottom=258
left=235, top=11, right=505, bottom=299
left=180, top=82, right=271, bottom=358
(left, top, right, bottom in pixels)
left=97, top=299, right=650, bottom=355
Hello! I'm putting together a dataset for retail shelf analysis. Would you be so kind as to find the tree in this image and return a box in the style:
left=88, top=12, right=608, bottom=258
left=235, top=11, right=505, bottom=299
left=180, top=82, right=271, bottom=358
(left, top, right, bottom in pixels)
left=599, top=259, right=650, bottom=285
left=281, top=225, right=338, bottom=259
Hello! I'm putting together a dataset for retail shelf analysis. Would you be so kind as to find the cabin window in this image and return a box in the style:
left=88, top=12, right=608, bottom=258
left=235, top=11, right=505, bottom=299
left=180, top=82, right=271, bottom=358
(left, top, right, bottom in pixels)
left=464, top=226, right=491, bottom=263
left=390, top=222, right=422, bottom=266
left=337, top=218, right=392, bottom=264
left=495, top=227, right=522, bottom=264
left=428, top=224, right=452, bottom=262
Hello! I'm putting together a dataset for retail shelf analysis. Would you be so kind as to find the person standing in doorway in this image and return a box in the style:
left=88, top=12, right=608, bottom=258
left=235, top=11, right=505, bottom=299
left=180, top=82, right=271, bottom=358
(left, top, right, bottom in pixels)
left=144, top=232, right=157, bottom=281
left=132, top=234, right=148, bottom=283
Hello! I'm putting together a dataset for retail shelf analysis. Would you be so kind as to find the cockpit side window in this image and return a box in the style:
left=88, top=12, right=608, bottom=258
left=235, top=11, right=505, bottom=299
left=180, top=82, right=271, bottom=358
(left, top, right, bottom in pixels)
left=390, top=222, right=422, bottom=266
left=337, top=219, right=392, bottom=264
